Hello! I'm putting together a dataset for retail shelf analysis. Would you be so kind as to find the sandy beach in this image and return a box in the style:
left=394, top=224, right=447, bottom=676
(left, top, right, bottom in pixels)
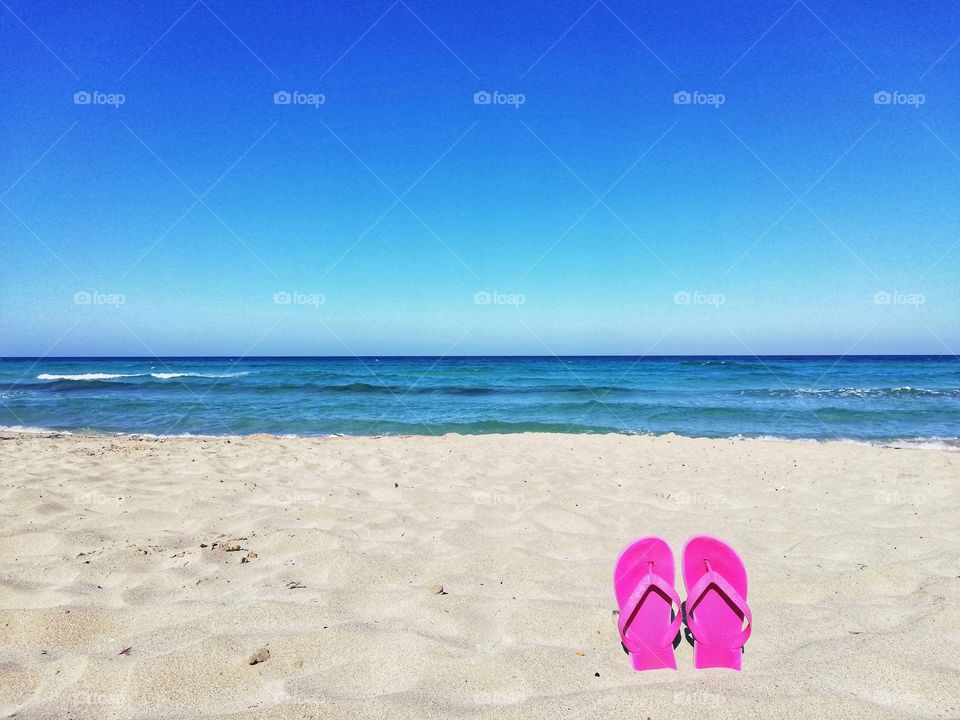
left=0, top=431, right=957, bottom=719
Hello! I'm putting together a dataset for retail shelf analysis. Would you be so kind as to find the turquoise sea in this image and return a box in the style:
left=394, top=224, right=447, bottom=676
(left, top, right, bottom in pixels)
left=0, top=356, right=958, bottom=445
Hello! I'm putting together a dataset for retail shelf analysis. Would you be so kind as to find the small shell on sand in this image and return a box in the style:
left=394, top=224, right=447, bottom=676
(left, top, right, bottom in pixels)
left=247, top=647, right=270, bottom=665
left=429, top=584, right=446, bottom=595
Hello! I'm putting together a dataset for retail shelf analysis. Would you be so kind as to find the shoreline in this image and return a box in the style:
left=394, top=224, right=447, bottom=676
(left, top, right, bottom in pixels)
left=2, top=426, right=959, bottom=452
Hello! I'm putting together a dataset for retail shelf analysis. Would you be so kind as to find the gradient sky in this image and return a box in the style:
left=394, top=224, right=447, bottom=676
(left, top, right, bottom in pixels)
left=1, top=0, right=959, bottom=356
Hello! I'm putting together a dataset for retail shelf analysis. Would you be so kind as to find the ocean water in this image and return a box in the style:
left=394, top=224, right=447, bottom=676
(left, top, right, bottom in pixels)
left=0, top=356, right=958, bottom=445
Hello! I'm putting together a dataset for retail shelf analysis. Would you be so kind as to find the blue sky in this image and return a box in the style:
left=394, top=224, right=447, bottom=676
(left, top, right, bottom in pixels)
left=1, top=0, right=958, bottom=356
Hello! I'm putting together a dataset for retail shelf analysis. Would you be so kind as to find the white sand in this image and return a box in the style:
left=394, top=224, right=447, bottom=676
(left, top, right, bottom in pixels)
left=0, top=432, right=957, bottom=719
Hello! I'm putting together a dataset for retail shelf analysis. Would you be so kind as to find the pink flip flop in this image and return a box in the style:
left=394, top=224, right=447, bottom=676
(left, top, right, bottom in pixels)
left=613, top=536, right=682, bottom=671
left=681, top=535, right=752, bottom=670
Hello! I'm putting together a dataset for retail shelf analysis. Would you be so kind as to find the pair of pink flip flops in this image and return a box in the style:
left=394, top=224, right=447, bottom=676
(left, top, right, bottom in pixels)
left=613, top=535, right=752, bottom=671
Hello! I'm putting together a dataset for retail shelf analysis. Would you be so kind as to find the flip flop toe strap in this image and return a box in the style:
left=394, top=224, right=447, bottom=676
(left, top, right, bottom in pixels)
left=618, top=571, right=683, bottom=651
left=684, top=570, right=752, bottom=651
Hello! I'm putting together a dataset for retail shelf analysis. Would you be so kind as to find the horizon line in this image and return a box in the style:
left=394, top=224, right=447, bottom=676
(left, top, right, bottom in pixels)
left=2, top=354, right=957, bottom=361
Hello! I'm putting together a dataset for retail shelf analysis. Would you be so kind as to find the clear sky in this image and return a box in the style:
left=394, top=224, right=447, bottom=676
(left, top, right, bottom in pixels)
left=1, top=0, right=958, bottom=356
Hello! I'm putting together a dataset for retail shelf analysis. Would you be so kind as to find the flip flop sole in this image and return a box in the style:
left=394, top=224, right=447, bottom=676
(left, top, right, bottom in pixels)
left=682, top=535, right=749, bottom=670
left=613, top=536, right=678, bottom=671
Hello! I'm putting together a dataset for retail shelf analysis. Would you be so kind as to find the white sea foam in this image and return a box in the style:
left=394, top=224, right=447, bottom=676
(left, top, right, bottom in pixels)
left=37, top=372, right=249, bottom=381
left=0, top=425, right=73, bottom=434
left=151, top=372, right=250, bottom=379
left=751, top=434, right=960, bottom=452
left=882, top=437, right=960, bottom=451
left=37, top=373, right=138, bottom=381
left=792, top=386, right=946, bottom=397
